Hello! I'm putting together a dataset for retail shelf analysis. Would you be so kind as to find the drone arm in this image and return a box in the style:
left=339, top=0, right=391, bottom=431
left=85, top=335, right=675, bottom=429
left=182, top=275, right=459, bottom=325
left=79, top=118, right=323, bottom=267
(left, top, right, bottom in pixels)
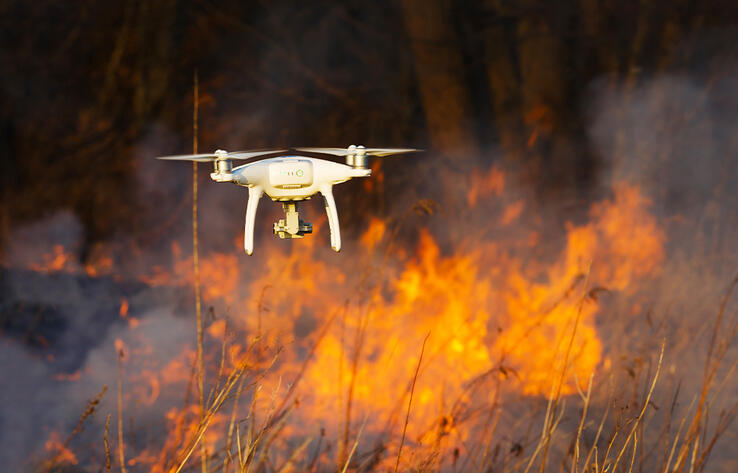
left=320, top=185, right=341, bottom=252
left=244, top=186, right=263, bottom=255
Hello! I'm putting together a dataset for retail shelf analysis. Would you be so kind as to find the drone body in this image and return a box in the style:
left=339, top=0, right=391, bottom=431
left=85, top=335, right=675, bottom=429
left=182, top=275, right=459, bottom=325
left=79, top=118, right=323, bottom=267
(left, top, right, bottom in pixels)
left=157, top=146, right=418, bottom=255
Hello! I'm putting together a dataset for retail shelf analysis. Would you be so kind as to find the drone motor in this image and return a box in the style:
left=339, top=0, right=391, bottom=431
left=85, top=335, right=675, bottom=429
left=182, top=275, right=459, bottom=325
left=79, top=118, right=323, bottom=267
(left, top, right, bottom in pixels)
left=345, top=145, right=368, bottom=169
left=213, top=149, right=233, bottom=175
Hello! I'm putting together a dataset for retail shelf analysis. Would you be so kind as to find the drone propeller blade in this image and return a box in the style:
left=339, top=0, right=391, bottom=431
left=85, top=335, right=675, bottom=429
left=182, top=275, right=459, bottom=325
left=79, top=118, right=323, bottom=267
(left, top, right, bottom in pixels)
left=227, top=149, right=288, bottom=159
left=362, top=148, right=420, bottom=157
left=294, top=147, right=351, bottom=156
left=295, top=147, right=421, bottom=157
left=156, top=153, right=220, bottom=162
left=157, top=149, right=288, bottom=162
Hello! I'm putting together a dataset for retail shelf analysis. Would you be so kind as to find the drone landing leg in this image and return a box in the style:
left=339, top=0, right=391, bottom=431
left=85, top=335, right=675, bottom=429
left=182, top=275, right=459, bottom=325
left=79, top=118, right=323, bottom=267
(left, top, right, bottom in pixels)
left=244, top=186, right=263, bottom=255
left=320, top=185, right=341, bottom=252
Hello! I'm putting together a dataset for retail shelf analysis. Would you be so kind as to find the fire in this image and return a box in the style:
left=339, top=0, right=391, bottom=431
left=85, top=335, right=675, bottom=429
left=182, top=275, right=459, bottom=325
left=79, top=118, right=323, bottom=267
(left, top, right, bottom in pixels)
left=360, top=217, right=387, bottom=250
left=85, top=254, right=113, bottom=277
left=141, top=242, right=241, bottom=304
left=157, top=177, right=660, bottom=460
left=44, top=431, right=78, bottom=466
left=467, top=165, right=504, bottom=206
left=119, top=299, right=129, bottom=317
left=120, top=176, right=663, bottom=470
left=22, top=243, right=114, bottom=276
left=524, top=105, right=554, bottom=148
left=18, top=168, right=665, bottom=471
left=28, top=244, right=75, bottom=273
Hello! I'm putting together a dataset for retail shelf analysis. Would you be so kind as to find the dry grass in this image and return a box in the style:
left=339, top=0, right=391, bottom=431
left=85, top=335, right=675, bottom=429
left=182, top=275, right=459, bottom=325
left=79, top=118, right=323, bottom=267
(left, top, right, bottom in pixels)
left=39, top=274, right=736, bottom=473
left=38, top=202, right=737, bottom=473
left=159, top=274, right=735, bottom=473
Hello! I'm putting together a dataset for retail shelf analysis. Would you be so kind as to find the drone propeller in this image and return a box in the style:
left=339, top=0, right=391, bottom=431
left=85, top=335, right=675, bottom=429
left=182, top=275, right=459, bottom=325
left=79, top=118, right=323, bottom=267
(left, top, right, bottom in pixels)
left=295, top=145, right=420, bottom=157
left=295, top=145, right=420, bottom=169
left=157, top=149, right=287, bottom=162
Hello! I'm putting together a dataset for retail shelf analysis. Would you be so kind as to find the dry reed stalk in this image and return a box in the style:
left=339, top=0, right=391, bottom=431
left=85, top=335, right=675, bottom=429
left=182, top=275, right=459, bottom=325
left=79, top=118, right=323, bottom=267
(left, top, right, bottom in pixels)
left=247, top=385, right=260, bottom=461
left=337, top=303, right=347, bottom=467
left=609, top=341, right=664, bottom=472
left=104, top=413, right=112, bottom=473
left=570, top=373, right=593, bottom=473
left=208, top=313, right=230, bottom=408
left=341, top=305, right=369, bottom=467
left=191, top=69, right=207, bottom=473
left=522, top=397, right=566, bottom=473
left=229, top=352, right=284, bottom=472
left=116, top=345, right=127, bottom=473
left=223, top=374, right=247, bottom=473
left=333, top=200, right=437, bottom=468
left=161, top=353, right=199, bottom=471
left=246, top=393, right=299, bottom=473
left=341, top=415, right=369, bottom=473
left=44, top=385, right=107, bottom=473
left=695, top=404, right=737, bottom=471
left=256, top=284, right=271, bottom=357
left=474, top=387, right=502, bottom=473
left=672, top=275, right=737, bottom=472
left=479, top=407, right=502, bottom=472
left=538, top=267, right=592, bottom=473
left=662, top=395, right=697, bottom=473
left=200, top=339, right=276, bottom=473
left=171, top=361, right=250, bottom=473
left=275, top=436, right=313, bottom=473
left=338, top=306, right=358, bottom=468
left=252, top=414, right=291, bottom=472
left=580, top=396, right=610, bottom=473
left=233, top=361, right=283, bottom=472
left=270, top=310, right=339, bottom=429
left=393, top=332, right=430, bottom=473
left=628, top=431, right=638, bottom=473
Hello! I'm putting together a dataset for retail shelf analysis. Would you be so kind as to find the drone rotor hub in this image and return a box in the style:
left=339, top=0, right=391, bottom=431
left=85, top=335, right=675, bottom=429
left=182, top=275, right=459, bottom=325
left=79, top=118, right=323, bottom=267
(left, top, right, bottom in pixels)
left=211, top=149, right=233, bottom=174
left=215, top=157, right=232, bottom=174
left=346, top=144, right=368, bottom=169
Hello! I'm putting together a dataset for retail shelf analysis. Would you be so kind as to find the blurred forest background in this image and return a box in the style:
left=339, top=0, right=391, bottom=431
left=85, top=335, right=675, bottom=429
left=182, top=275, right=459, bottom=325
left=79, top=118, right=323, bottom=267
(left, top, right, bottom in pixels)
left=0, top=0, right=736, bottom=257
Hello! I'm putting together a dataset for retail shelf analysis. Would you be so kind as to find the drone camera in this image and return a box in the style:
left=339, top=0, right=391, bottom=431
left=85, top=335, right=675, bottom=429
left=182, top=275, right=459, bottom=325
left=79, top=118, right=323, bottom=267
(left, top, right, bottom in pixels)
left=273, top=202, right=312, bottom=239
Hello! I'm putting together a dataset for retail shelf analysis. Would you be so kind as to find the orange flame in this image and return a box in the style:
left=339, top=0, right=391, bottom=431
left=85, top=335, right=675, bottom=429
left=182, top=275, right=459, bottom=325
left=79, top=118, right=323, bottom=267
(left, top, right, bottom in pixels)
left=16, top=169, right=665, bottom=470
left=467, top=165, right=504, bottom=206
left=119, top=299, right=129, bottom=317
left=44, top=431, right=78, bottom=466
left=360, top=217, right=387, bottom=250
left=28, top=244, right=75, bottom=273
left=125, top=180, right=662, bottom=459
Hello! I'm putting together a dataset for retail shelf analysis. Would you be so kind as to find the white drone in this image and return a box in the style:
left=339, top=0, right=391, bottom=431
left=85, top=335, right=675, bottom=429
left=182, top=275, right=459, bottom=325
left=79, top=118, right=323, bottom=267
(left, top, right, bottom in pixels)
left=157, top=146, right=419, bottom=255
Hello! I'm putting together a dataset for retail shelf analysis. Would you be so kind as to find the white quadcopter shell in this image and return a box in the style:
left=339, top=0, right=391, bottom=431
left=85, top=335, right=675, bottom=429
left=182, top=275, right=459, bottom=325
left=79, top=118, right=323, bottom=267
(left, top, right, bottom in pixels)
left=221, top=156, right=370, bottom=254
left=157, top=146, right=418, bottom=255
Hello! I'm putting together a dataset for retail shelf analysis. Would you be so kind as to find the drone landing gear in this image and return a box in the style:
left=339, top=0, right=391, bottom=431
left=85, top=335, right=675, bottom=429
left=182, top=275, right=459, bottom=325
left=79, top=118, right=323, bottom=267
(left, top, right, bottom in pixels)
left=274, top=202, right=312, bottom=239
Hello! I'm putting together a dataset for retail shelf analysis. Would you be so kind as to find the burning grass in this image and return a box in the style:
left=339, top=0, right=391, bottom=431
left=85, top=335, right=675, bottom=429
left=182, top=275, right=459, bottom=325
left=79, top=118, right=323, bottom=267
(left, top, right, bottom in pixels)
left=40, top=277, right=737, bottom=473
left=15, top=175, right=737, bottom=473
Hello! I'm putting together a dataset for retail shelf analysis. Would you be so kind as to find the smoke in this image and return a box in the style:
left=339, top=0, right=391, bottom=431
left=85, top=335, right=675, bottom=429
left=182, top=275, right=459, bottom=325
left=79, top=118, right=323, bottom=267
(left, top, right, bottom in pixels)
left=0, top=206, right=195, bottom=470
left=589, top=74, right=736, bottom=216
left=3, top=211, right=84, bottom=268
left=583, top=50, right=738, bottom=467
left=586, top=60, right=738, bottom=298
left=1, top=12, right=737, bottom=471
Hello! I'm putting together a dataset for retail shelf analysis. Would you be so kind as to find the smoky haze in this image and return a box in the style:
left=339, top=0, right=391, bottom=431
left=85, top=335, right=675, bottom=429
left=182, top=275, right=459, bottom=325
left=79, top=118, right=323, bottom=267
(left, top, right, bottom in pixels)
left=0, top=2, right=737, bottom=472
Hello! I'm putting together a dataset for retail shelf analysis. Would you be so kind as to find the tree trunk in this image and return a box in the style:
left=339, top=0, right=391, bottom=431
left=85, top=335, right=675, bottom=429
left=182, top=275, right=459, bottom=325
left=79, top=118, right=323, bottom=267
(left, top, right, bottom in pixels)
left=400, top=0, right=479, bottom=157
